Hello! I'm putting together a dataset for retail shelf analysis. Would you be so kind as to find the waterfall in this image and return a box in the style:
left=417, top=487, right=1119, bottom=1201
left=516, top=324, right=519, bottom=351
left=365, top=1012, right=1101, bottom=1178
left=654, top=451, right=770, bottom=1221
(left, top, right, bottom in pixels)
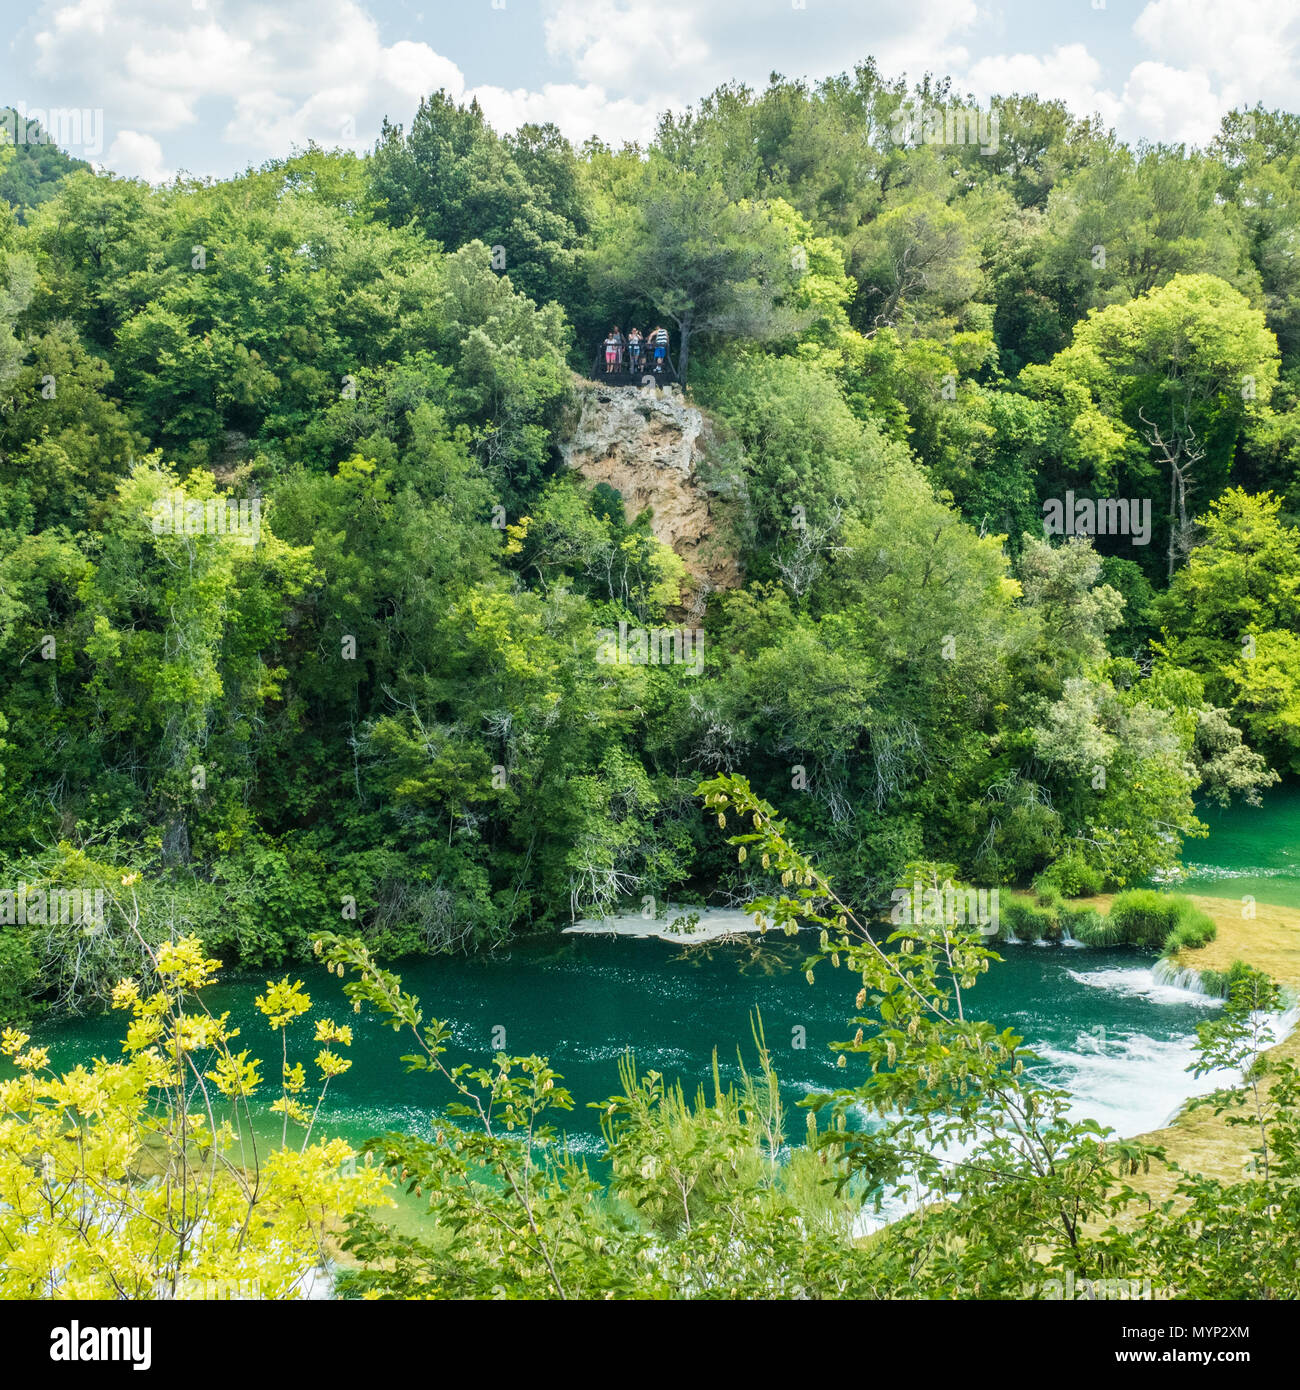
left=1152, top=957, right=1222, bottom=997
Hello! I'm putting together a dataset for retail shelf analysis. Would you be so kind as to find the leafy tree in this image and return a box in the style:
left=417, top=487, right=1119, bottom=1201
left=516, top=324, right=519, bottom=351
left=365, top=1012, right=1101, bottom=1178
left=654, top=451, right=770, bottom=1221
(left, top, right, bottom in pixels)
left=369, top=94, right=586, bottom=307
left=0, top=322, right=140, bottom=530
left=0, top=109, right=91, bottom=218
left=848, top=190, right=981, bottom=332
left=1022, top=273, right=1279, bottom=575
left=426, top=241, right=572, bottom=504
left=693, top=353, right=908, bottom=559
left=1158, top=488, right=1300, bottom=771
left=587, top=159, right=808, bottom=382
left=1213, top=107, right=1300, bottom=361
left=1041, top=142, right=1257, bottom=314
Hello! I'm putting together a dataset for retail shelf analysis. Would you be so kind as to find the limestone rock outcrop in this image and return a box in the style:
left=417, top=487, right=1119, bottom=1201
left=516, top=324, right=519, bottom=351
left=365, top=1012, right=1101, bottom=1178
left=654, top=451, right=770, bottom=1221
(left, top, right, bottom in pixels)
left=559, top=377, right=741, bottom=608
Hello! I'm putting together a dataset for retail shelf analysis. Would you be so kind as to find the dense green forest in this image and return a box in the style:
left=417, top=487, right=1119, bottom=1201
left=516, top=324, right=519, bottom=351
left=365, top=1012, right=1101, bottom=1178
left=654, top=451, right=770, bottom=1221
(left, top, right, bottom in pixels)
left=1, top=66, right=1299, bottom=1028
left=4, top=55, right=1300, bottom=1311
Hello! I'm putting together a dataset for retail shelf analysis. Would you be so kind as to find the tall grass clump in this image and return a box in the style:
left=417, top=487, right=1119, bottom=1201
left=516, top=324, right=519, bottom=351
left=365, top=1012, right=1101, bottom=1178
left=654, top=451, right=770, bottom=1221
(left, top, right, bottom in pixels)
left=1107, top=890, right=1217, bottom=956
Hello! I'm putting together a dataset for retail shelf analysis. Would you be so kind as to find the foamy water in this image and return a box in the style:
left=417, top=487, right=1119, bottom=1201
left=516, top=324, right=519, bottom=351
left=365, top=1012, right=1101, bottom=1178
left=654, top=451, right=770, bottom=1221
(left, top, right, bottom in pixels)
left=1065, top=964, right=1223, bottom=1007
left=850, top=965, right=1297, bottom=1236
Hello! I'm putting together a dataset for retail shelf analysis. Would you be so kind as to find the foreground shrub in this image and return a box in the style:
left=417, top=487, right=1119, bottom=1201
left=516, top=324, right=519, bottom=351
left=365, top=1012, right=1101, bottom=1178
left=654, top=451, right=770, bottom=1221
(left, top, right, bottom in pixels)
left=0, top=917, right=387, bottom=1298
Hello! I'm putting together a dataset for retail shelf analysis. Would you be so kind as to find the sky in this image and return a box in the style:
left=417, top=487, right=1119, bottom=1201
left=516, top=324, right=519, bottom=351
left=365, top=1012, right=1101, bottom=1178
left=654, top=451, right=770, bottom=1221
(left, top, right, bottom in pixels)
left=3, top=0, right=1299, bottom=182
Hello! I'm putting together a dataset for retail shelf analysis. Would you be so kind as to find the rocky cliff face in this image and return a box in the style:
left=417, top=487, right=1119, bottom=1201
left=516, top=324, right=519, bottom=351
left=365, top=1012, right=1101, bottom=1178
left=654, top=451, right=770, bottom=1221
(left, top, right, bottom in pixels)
left=559, top=377, right=741, bottom=609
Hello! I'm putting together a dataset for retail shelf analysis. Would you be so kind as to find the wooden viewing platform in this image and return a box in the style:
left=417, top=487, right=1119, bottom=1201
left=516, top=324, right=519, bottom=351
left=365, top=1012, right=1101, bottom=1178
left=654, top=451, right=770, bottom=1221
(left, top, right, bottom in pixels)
left=588, top=349, right=680, bottom=387
left=587, top=368, right=681, bottom=387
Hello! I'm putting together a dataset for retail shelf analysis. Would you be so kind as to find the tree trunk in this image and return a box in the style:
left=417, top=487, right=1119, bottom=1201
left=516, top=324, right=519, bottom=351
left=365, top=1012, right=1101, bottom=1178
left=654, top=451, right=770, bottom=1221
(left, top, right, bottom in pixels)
left=678, top=321, right=691, bottom=386
left=1167, top=471, right=1177, bottom=582
left=161, top=812, right=191, bottom=867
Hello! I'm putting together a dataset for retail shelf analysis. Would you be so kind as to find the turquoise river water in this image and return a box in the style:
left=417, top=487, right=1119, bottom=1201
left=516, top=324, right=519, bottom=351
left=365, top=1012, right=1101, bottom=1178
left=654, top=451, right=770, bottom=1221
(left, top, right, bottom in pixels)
left=26, top=784, right=1299, bottom=1161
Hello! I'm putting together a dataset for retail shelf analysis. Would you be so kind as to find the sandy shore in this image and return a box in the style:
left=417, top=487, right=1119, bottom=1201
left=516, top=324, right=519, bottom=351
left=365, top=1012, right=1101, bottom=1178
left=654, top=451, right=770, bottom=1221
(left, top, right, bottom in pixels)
left=563, top=907, right=773, bottom=943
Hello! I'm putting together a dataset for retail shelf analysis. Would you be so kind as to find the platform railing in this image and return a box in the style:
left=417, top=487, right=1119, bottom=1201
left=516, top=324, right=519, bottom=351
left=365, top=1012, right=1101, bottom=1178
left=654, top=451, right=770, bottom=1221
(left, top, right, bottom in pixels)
left=587, top=344, right=680, bottom=385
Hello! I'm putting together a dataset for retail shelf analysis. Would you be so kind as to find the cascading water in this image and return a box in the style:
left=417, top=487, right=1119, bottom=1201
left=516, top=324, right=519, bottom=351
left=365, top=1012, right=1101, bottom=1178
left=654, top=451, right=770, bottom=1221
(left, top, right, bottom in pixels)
left=1152, top=956, right=1222, bottom=996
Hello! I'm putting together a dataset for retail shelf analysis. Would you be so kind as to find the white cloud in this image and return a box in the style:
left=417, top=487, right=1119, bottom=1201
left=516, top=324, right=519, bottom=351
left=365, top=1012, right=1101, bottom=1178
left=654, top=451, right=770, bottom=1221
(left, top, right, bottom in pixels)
left=116, top=24, right=256, bottom=130
left=1120, top=0, right=1300, bottom=144
left=12, top=0, right=1300, bottom=178
left=1132, top=0, right=1300, bottom=90
left=23, top=0, right=474, bottom=172
left=46, top=0, right=112, bottom=39
left=959, top=0, right=1300, bottom=149
left=534, top=0, right=979, bottom=145
left=467, top=82, right=658, bottom=148
left=544, top=1, right=709, bottom=90
left=1118, top=60, right=1222, bottom=146
left=17, top=0, right=983, bottom=175
left=965, top=43, right=1123, bottom=127
left=381, top=41, right=465, bottom=105
left=102, top=129, right=173, bottom=183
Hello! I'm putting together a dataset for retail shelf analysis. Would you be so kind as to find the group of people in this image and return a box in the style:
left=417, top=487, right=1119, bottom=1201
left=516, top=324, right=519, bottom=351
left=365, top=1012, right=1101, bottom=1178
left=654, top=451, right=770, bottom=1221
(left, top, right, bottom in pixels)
left=602, top=324, right=671, bottom=375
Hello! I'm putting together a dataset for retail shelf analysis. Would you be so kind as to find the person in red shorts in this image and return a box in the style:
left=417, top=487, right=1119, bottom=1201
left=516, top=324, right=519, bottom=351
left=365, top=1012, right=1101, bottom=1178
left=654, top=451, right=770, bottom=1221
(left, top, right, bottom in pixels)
left=603, top=326, right=621, bottom=374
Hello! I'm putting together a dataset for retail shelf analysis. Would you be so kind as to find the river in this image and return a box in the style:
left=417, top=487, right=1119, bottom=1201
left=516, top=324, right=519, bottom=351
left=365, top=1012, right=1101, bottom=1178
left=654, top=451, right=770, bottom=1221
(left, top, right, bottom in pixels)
left=1177, top=782, right=1300, bottom=911
left=26, top=784, right=1298, bottom=1160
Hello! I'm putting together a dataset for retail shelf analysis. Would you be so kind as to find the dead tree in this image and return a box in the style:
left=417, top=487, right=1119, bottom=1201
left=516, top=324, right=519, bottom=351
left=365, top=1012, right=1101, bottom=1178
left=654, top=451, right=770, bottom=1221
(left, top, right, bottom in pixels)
left=1138, top=407, right=1205, bottom=580
left=774, top=504, right=849, bottom=599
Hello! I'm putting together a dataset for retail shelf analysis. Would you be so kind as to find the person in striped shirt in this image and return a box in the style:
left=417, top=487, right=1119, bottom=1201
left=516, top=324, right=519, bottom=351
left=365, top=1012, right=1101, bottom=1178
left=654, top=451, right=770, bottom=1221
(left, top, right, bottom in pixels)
left=649, top=326, right=669, bottom=373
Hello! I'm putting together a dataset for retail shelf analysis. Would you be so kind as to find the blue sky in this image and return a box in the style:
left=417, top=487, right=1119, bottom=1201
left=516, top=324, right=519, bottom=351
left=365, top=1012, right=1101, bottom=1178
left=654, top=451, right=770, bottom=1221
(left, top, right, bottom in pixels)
left=3, top=0, right=1298, bottom=181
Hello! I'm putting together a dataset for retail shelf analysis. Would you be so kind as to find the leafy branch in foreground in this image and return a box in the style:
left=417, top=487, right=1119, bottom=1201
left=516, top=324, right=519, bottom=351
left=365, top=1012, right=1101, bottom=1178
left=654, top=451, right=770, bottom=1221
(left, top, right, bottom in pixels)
left=699, top=772, right=1159, bottom=1294
left=1134, top=968, right=1300, bottom=1298
left=0, top=919, right=387, bottom=1299
left=307, top=779, right=1300, bottom=1300
left=313, top=932, right=873, bottom=1298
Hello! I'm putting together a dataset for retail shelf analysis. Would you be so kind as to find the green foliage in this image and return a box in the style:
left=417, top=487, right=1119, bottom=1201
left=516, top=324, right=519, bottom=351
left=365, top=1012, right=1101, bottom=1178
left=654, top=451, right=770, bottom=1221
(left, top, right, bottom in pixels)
left=1063, top=906, right=1113, bottom=945
left=1020, top=273, right=1279, bottom=576
left=1158, top=488, right=1300, bottom=772
left=586, top=158, right=810, bottom=381
left=695, top=777, right=1156, bottom=1294
left=0, top=109, right=91, bottom=218
left=317, top=933, right=869, bottom=1299
left=1107, top=889, right=1217, bottom=955
left=0, top=927, right=38, bottom=1025
left=999, top=896, right=1054, bottom=943
left=2, top=54, right=1299, bottom=1304
left=1036, top=852, right=1104, bottom=899
left=0, top=56, right=1293, bottom=1053
left=0, top=935, right=387, bottom=1297
left=369, top=95, right=587, bottom=308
